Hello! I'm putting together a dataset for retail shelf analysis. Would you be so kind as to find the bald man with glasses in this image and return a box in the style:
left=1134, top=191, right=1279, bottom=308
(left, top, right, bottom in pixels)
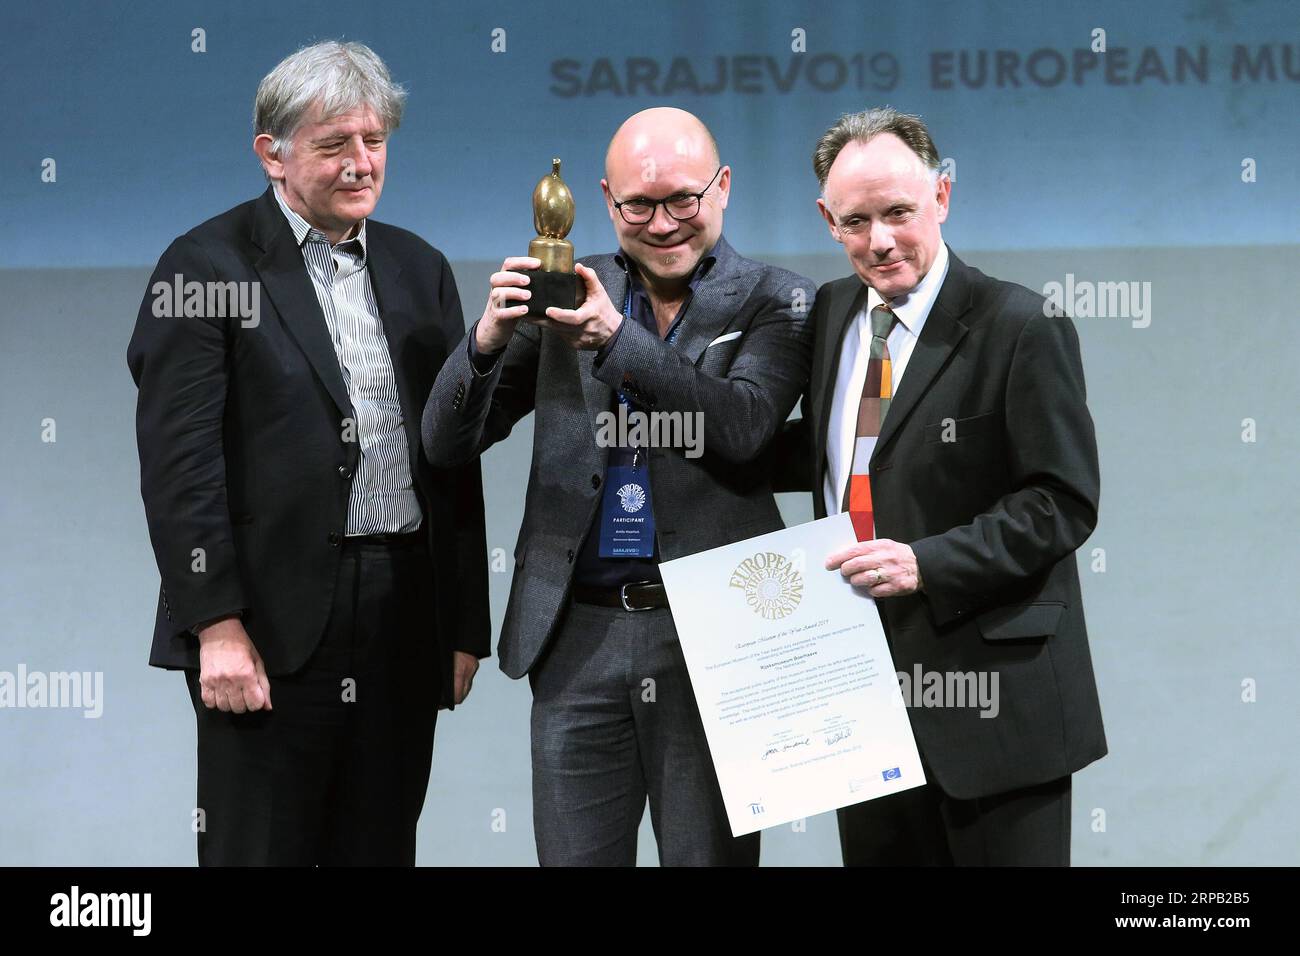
left=423, top=107, right=814, bottom=866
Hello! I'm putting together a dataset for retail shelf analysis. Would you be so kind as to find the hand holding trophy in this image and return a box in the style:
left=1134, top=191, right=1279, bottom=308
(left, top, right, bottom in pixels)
left=476, top=157, right=600, bottom=354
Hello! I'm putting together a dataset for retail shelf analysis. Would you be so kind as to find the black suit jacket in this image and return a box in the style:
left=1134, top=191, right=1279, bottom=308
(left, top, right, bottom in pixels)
left=778, top=247, right=1106, bottom=800
left=127, top=186, right=490, bottom=708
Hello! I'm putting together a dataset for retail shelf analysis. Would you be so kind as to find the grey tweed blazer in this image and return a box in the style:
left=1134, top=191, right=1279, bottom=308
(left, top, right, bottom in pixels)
left=422, top=236, right=814, bottom=678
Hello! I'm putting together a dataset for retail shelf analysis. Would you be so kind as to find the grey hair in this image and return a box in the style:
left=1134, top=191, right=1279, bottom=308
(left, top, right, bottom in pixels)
left=254, top=41, right=407, bottom=163
left=812, top=107, right=941, bottom=190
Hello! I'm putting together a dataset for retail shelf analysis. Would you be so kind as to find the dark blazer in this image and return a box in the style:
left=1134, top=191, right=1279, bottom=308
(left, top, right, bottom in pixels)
left=422, top=237, right=814, bottom=678
left=778, top=246, right=1106, bottom=800
left=127, top=185, right=490, bottom=708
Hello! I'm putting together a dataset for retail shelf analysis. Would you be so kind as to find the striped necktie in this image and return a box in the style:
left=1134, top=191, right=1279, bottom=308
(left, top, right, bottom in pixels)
left=842, top=303, right=895, bottom=541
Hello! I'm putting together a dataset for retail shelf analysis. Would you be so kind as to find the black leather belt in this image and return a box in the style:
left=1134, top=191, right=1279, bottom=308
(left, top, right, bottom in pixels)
left=572, top=581, right=670, bottom=612
left=343, top=531, right=425, bottom=548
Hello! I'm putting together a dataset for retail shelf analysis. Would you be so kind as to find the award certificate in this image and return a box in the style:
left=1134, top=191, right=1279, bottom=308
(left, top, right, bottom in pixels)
left=658, top=513, right=925, bottom=836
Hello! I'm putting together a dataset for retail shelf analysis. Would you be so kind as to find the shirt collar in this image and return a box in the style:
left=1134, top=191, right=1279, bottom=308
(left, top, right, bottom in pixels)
left=272, top=184, right=368, bottom=259
left=866, top=241, right=950, bottom=335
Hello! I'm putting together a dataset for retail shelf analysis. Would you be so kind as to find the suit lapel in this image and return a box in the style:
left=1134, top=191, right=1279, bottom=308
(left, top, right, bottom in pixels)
left=812, top=279, right=869, bottom=498
left=672, top=237, right=753, bottom=364
left=250, top=187, right=353, bottom=420
left=871, top=248, right=973, bottom=462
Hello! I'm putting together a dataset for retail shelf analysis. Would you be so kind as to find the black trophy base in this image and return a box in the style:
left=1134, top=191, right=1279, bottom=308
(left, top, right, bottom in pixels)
left=525, top=269, right=584, bottom=319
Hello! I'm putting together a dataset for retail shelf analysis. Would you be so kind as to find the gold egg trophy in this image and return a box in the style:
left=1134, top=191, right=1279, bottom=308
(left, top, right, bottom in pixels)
left=525, top=158, right=584, bottom=318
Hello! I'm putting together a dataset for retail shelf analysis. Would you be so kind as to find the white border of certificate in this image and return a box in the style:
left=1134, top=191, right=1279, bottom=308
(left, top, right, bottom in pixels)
left=660, top=514, right=926, bottom=836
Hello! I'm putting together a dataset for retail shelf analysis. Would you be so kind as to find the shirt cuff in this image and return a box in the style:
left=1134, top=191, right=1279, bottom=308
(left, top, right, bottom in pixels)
left=593, top=318, right=626, bottom=368
left=190, top=610, right=242, bottom=636
left=468, top=321, right=503, bottom=377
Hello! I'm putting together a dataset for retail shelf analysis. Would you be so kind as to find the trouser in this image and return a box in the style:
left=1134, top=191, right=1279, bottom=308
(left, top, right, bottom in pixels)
left=186, top=534, right=441, bottom=866
left=529, top=600, right=760, bottom=866
left=838, top=758, right=1072, bottom=866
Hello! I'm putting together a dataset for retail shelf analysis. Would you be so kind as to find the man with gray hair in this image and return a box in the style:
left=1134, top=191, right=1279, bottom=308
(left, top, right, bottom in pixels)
left=778, top=107, right=1106, bottom=865
left=128, top=41, right=490, bottom=865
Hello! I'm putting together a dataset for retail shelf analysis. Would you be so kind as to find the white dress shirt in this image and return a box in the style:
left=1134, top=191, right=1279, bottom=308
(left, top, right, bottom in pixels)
left=272, top=186, right=422, bottom=535
left=823, top=243, right=951, bottom=517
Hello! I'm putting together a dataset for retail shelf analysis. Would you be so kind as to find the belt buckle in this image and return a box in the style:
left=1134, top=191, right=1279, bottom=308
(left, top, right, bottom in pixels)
left=620, top=580, right=657, bottom=612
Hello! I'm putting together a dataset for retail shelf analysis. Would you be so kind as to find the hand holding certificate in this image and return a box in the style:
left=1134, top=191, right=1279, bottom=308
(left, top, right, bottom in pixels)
left=659, top=514, right=925, bottom=836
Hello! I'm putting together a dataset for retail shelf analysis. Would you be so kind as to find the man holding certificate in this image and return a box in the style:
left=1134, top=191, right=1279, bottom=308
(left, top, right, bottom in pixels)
left=422, top=108, right=814, bottom=865
left=778, top=108, right=1107, bottom=865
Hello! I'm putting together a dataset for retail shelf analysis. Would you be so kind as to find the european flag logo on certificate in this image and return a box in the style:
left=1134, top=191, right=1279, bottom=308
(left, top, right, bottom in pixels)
left=881, top=767, right=902, bottom=781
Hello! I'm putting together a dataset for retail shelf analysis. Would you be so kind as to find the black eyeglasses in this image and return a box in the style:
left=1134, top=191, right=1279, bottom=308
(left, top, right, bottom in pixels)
left=610, top=167, right=723, bottom=225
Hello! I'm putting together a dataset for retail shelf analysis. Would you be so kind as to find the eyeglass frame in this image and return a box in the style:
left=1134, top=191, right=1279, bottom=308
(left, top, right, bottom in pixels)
left=608, top=166, right=724, bottom=225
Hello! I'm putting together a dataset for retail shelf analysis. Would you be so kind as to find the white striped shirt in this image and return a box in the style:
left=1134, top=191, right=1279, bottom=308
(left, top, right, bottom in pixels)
left=273, top=185, right=421, bottom=535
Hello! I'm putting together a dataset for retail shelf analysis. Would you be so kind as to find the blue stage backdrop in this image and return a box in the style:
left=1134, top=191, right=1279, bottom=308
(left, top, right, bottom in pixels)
left=1, top=0, right=1297, bottom=866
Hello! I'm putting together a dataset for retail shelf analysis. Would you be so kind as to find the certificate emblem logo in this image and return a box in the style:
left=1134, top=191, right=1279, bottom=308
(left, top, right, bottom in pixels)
left=616, top=483, right=646, bottom=513
left=728, top=551, right=804, bottom=620
left=881, top=767, right=902, bottom=781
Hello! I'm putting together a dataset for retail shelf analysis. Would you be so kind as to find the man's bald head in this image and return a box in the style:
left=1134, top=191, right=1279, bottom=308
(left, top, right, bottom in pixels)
left=601, top=107, right=730, bottom=292
left=604, top=107, right=720, bottom=177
